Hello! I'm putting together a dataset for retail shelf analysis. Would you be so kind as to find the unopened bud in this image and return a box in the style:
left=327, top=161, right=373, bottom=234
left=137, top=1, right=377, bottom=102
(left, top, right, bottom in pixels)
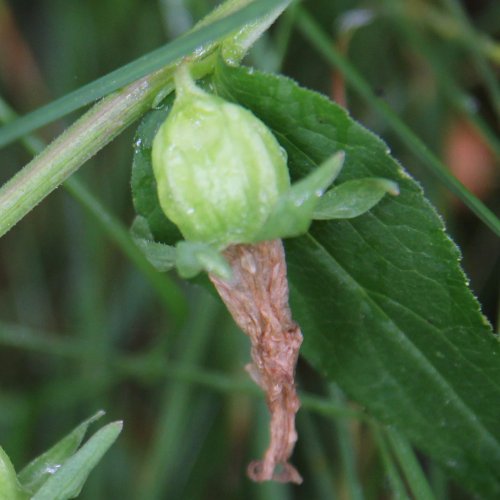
left=152, top=65, right=290, bottom=248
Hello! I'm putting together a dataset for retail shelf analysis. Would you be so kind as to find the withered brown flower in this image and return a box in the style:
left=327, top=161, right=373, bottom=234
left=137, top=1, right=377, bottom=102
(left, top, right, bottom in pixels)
left=210, top=239, right=303, bottom=484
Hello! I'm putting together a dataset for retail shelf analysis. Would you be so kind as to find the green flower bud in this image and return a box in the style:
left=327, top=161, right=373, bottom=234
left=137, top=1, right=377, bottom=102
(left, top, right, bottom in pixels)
left=152, top=65, right=290, bottom=248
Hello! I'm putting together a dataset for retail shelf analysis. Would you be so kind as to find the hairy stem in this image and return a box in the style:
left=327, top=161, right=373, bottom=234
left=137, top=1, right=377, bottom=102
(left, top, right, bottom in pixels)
left=0, top=0, right=291, bottom=238
left=0, top=66, right=174, bottom=238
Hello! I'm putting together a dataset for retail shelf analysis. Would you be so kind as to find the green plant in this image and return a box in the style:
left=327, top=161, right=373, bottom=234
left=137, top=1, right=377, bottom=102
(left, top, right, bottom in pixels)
left=0, top=412, right=121, bottom=499
left=0, top=0, right=498, bottom=498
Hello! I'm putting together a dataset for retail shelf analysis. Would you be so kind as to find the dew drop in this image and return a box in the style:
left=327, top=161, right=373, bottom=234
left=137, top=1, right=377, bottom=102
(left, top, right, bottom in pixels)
left=45, top=464, right=62, bottom=475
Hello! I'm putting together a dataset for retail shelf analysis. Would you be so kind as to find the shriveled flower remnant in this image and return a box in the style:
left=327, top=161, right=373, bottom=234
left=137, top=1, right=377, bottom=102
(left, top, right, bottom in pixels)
left=144, top=63, right=395, bottom=483
left=210, top=240, right=302, bottom=483
left=150, top=65, right=311, bottom=482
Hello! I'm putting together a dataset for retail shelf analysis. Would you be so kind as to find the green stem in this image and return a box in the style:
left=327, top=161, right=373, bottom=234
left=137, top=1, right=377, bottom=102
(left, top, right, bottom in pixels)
left=64, top=177, right=188, bottom=326
left=0, top=0, right=291, bottom=239
left=0, top=67, right=173, bottom=238
left=412, top=2, right=500, bottom=65
left=0, top=0, right=289, bottom=148
left=439, top=0, right=500, bottom=119
left=0, top=96, right=188, bottom=327
left=372, top=425, right=411, bottom=500
left=298, top=411, right=339, bottom=499
left=386, top=427, right=436, bottom=500
left=383, top=2, right=500, bottom=159
left=274, top=0, right=300, bottom=72
left=0, top=320, right=366, bottom=421
left=330, top=386, right=364, bottom=500
left=296, top=8, right=500, bottom=238
left=138, top=292, right=218, bottom=500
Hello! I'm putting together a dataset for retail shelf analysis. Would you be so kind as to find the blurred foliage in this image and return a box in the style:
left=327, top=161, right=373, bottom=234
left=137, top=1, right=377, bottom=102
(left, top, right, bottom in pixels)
left=0, top=0, right=498, bottom=498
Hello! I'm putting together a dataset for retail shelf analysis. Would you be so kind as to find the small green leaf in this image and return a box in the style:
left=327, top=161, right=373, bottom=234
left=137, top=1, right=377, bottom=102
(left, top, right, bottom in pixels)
left=0, top=447, right=27, bottom=500
left=131, top=103, right=183, bottom=246
left=313, top=177, right=399, bottom=220
left=18, top=410, right=105, bottom=494
left=175, top=241, right=232, bottom=280
left=257, top=151, right=345, bottom=240
left=31, top=421, right=122, bottom=500
left=131, top=216, right=176, bottom=272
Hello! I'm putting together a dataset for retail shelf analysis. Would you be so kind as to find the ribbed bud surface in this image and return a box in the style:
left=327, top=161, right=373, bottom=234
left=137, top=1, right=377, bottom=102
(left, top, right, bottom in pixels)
left=152, top=68, right=290, bottom=248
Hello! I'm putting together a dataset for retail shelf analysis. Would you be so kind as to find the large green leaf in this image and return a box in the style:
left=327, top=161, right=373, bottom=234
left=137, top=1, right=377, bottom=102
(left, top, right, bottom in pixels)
left=130, top=59, right=500, bottom=496
left=210, top=63, right=500, bottom=497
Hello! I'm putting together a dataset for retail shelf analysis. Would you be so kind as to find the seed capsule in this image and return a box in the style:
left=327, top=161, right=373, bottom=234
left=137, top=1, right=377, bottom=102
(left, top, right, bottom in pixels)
left=152, top=65, right=290, bottom=248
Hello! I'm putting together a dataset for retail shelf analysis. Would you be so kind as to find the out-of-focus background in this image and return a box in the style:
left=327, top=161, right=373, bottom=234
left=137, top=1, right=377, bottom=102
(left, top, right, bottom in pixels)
left=0, top=0, right=498, bottom=498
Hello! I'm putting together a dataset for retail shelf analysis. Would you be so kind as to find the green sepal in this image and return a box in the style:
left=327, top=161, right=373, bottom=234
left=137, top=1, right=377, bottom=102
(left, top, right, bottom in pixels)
left=313, top=177, right=399, bottom=220
left=176, top=241, right=232, bottom=280
left=131, top=217, right=231, bottom=279
left=17, top=411, right=105, bottom=495
left=31, top=421, right=122, bottom=500
left=256, top=151, right=345, bottom=240
left=130, top=216, right=177, bottom=272
left=0, top=446, right=28, bottom=500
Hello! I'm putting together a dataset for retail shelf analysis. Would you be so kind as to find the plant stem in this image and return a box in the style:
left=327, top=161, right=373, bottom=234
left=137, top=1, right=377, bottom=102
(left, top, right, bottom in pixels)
left=0, top=320, right=366, bottom=420
left=298, top=411, right=339, bottom=499
left=64, top=177, right=188, bottom=326
left=330, top=386, right=364, bottom=500
left=386, top=427, right=436, bottom=500
left=372, top=425, right=411, bottom=499
left=138, top=291, right=218, bottom=500
left=0, top=0, right=289, bottom=148
left=0, top=95, right=188, bottom=327
left=0, top=67, right=173, bottom=238
left=0, top=0, right=292, bottom=238
left=383, top=1, right=500, bottom=158
left=439, top=0, right=500, bottom=119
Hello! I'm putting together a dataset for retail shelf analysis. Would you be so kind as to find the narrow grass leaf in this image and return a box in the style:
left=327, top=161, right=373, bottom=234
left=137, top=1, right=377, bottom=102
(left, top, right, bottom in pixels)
left=386, top=427, right=437, bottom=500
left=0, top=0, right=288, bottom=148
left=295, top=9, right=500, bottom=236
left=32, top=421, right=122, bottom=500
left=18, top=411, right=105, bottom=494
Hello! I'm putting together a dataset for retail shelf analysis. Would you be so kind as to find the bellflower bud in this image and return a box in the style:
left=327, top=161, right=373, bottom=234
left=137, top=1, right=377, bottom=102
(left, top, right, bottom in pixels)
left=152, top=65, right=290, bottom=248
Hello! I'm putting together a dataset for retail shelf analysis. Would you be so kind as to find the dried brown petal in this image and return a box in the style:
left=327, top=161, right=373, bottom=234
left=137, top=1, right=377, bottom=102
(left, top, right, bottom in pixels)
left=209, top=239, right=303, bottom=484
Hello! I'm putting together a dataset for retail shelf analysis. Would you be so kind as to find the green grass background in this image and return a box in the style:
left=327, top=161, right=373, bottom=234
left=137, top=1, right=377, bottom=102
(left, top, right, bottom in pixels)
left=0, top=0, right=498, bottom=498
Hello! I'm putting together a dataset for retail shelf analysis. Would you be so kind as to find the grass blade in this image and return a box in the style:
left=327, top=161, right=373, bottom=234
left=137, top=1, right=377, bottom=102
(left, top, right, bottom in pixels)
left=384, top=3, right=500, bottom=158
left=31, top=421, right=122, bottom=500
left=0, top=0, right=288, bottom=149
left=138, top=292, right=218, bottom=500
left=295, top=7, right=500, bottom=237
left=18, top=412, right=105, bottom=494
left=0, top=96, right=188, bottom=326
left=372, top=426, right=411, bottom=500
left=440, top=0, right=500, bottom=118
left=386, top=427, right=436, bottom=500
